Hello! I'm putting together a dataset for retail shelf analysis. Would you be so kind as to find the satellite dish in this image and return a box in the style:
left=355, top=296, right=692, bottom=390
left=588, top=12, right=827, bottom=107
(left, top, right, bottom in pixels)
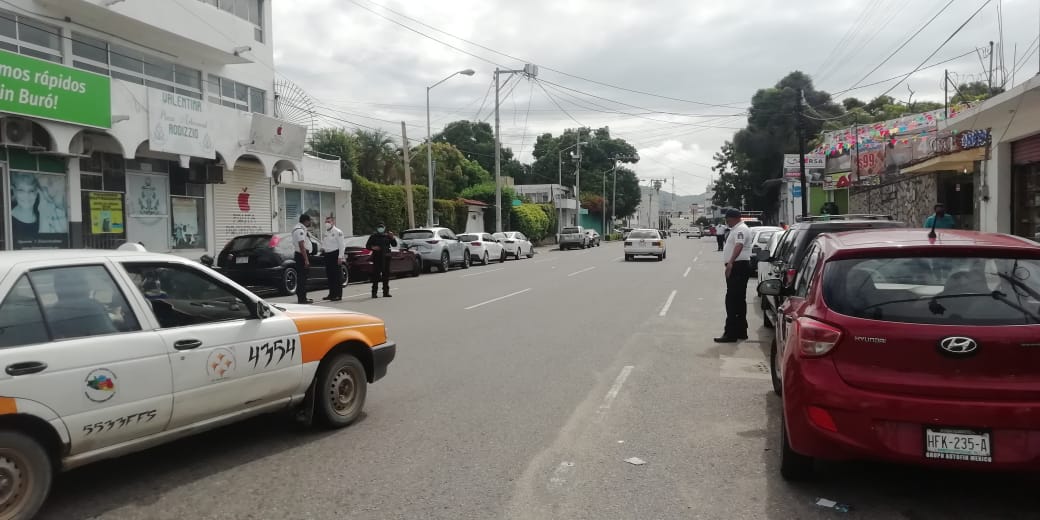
left=274, top=78, right=317, bottom=142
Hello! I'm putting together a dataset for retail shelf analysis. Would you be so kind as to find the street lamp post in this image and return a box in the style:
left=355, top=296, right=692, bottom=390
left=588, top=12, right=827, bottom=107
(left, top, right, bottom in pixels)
left=557, top=140, right=587, bottom=235
left=426, top=68, right=475, bottom=226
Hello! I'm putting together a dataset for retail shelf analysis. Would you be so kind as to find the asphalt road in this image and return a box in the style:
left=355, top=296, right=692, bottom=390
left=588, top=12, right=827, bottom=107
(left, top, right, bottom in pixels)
left=40, top=238, right=1039, bottom=519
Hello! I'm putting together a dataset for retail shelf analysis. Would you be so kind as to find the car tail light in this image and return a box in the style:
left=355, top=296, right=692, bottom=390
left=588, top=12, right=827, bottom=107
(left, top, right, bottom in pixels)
left=797, top=318, right=842, bottom=357
left=784, top=268, right=797, bottom=286
left=471, top=242, right=482, bottom=246
left=807, top=405, right=838, bottom=432
left=426, top=240, right=440, bottom=244
left=268, top=235, right=281, bottom=248
left=352, top=248, right=372, bottom=256
left=625, top=241, right=632, bottom=246
left=651, top=241, right=661, bottom=246
left=505, top=240, right=515, bottom=243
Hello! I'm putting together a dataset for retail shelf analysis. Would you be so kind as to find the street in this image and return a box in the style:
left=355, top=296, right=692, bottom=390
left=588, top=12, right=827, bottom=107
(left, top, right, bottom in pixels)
left=39, top=238, right=1039, bottom=520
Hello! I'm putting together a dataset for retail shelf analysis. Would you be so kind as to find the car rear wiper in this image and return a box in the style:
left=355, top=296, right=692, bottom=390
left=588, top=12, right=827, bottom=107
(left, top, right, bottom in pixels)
left=862, top=292, right=1040, bottom=323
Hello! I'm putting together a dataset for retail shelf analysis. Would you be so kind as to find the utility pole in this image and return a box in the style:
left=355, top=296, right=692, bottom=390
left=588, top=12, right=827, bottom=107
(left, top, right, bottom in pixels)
left=943, top=69, right=949, bottom=119
left=494, top=64, right=538, bottom=233
left=988, top=41, right=995, bottom=95
left=575, top=128, right=582, bottom=228
left=795, top=88, right=808, bottom=218
left=401, top=121, right=415, bottom=228
left=602, top=168, right=606, bottom=235
left=611, top=162, right=618, bottom=230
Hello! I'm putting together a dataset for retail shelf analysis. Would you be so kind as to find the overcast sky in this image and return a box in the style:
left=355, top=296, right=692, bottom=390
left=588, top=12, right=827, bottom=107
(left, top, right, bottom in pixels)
left=272, top=0, right=1039, bottom=196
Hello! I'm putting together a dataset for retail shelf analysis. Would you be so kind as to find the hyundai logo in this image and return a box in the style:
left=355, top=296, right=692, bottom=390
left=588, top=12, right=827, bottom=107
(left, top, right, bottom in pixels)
left=938, top=336, right=979, bottom=357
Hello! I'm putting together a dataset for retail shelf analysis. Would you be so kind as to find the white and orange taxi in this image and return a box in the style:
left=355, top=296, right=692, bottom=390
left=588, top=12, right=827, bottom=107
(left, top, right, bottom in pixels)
left=0, top=249, right=396, bottom=519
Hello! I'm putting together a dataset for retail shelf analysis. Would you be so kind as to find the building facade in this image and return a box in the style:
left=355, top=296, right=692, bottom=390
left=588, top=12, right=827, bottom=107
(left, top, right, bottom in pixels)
left=0, top=0, right=313, bottom=258
left=513, top=183, right=578, bottom=230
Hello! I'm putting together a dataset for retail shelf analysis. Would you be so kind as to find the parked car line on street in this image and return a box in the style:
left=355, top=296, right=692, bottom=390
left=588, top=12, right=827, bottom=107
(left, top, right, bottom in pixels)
left=493, top=231, right=534, bottom=259
left=343, top=236, right=422, bottom=280
left=400, top=227, right=471, bottom=273
left=213, top=232, right=346, bottom=296
left=459, top=232, right=507, bottom=264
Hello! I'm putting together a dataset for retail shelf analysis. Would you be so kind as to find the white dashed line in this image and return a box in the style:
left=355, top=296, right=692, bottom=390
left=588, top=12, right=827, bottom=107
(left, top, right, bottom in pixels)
left=659, top=290, right=677, bottom=317
left=567, top=266, right=597, bottom=277
left=599, top=365, right=634, bottom=412
left=683, top=266, right=691, bottom=278
left=460, top=267, right=505, bottom=278
left=464, top=288, right=532, bottom=310
left=693, top=256, right=699, bottom=263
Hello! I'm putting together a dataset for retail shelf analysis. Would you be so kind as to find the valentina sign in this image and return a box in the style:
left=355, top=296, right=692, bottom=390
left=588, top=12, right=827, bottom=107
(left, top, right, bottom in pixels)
left=0, top=49, right=111, bottom=128
left=148, top=89, right=215, bottom=158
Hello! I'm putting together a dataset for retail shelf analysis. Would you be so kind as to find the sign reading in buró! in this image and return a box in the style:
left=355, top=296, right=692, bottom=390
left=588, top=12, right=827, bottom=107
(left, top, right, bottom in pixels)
left=148, top=89, right=215, bottom=158
left=0, top=49, right=111, bottom=128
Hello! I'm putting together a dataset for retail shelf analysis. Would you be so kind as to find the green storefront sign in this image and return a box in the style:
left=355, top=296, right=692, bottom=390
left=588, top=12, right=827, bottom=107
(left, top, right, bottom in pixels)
left=0, top=49, right=111, bottom=128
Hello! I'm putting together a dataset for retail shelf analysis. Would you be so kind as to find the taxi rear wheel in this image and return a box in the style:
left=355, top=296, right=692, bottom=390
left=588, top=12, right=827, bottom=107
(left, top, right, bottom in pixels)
left=316, top=354, right=367, bottom=428
left=0, top=431, right=51, bottom=520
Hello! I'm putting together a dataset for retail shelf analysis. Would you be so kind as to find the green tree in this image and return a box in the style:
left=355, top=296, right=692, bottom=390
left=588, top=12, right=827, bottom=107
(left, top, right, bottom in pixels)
left=434, top=120, right=525, bottom=182
left=354, top=129, right=400, bottom=184
left=308, top=128, right=357, bottom=179
left=410, top=142, right=492, bottom=200
left=951, top=81, right=1004, bottom=105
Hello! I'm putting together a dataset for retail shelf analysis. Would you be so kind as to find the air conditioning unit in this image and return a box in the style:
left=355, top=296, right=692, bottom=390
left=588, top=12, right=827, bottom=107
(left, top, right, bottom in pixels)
left=2, top=118, right=32, bottom=147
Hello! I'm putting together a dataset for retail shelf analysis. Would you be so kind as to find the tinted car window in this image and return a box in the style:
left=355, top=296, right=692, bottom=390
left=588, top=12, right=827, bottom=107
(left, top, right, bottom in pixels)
left=345, top=236, right=369, bottom=248
left=628, top=230, right=659, bottom=239
left=0, top=276, right=49, bottom=348
left=124, top=264, right=252, bottom=328
left=31, top=265, right=140, bottom=340
left=438, top=230, right=456, bottom=240
left=823, top=256, right=1040, bottom=325
left=458, top=234, right=480, bottom=242
left=562, top=227, right=581, bottom=234
left=794, top=245, right=821, bottom=297
left=227, top=235, right=272, bottom=251
left=402, top=230, right=434, bottom=240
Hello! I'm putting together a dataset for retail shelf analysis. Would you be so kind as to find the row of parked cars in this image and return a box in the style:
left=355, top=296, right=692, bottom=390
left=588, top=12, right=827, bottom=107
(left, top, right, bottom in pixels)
left=751, top=214, right=1040, bottom=479
left=208, top=227, right=536, bottom=295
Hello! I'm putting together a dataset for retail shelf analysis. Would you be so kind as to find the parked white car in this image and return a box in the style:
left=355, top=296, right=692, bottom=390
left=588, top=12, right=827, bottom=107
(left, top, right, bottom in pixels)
left=459, top=232, right=506, bottom=265
left=492, top=231, right=534, bottom=260
left=757, top=228, right=787, bottom=281
left=749, top=226, right=783, bottom=277
left=624, top=229, right=666, bottom=261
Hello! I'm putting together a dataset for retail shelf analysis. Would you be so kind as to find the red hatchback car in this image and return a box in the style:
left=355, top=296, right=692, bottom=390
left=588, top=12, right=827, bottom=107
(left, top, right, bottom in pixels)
left=758, top=229, right=1040, bottom=479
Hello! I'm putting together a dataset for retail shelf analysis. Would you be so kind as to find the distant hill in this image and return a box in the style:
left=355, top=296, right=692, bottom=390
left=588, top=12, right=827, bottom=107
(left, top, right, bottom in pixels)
left=639, top=188, right=711, bottom=213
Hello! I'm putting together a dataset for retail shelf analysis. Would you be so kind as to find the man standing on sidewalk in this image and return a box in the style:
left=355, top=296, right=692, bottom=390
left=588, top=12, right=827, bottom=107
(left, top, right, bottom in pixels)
left=292, top=214, right=314, bottom=304
left=715, top=221, right=727, bottom=251
left=366, top=222, right=394, bottom=298
left=715, top=208, right=754, bottom=343
left=322, top=216, right=346, bottom=302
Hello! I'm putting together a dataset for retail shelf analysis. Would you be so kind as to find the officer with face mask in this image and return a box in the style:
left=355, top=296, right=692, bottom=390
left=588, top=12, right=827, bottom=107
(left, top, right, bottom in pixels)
left=365, top=222, right=394, bottom=298
left=321, top=217, right=346, bottom=301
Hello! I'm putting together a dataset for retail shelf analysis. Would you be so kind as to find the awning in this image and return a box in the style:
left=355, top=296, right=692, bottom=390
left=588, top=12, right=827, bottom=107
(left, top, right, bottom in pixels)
left=900, top=148, right=985, bottom=174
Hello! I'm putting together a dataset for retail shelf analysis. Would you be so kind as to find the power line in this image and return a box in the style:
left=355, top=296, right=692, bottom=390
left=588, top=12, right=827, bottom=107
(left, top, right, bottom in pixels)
left=877, top=0, right=993, bottom=99
left=533, top=79, right=585, bottom=127
left=816, top=0, right=886, bottom=83
left=352, top=0, right=748, bottom=109
left=846, top=0, right=956, bottom=92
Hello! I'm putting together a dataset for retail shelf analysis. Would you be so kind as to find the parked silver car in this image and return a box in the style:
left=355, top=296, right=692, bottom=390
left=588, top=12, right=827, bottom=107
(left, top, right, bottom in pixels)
left=559, top=226, right=588, bottom=249
left=400, top=227, right=471, bottom=273
left=493, top=231, right=534, bottom=259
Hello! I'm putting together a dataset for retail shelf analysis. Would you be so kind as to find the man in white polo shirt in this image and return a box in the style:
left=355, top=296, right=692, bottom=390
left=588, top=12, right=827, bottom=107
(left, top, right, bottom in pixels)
left=715, top=208, right=754, bottom=343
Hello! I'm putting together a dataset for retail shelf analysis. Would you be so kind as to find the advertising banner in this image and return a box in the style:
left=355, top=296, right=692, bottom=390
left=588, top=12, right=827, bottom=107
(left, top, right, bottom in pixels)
left=89, top=192, right=124, bottom=234
left=783, top=154, right=825, bottom=179
left=248, top=113, right=306, bottom=160
left=823, top=172, right=852, bottom=191
left=148, top=89, right=215, bottom=158
left=0, top=49, right=111, bottom=128
left=10, top=171, right=68, bottom=249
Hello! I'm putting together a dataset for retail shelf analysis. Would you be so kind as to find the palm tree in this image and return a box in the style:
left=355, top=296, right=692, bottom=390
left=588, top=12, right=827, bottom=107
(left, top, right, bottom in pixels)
left=354, top=129, right=398, bottom=183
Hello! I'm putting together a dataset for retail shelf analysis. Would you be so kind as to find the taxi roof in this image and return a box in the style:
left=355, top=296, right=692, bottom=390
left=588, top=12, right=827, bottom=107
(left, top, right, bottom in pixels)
left=819, top=229, right=1040, bottom=258
left=0, top=249, right=189, bottom=268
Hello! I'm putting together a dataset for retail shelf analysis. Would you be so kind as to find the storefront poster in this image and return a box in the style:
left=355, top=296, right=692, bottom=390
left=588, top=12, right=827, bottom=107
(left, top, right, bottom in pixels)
left=0, top=49, right=111, bottom=128
left=823, top=172, right=852, bottom=191
left=783, top=154, right=825, bottom=179
left=171, top=197, right=202, bottom=249
left=248, top=113, right=306, bottom=160
left=126, top=173, right=169, bottom=217
left=10, top=171, right=68, bottom=249
left=147, top=89, right=215, bottom=158
left=89, top=192, right=124, bottom=234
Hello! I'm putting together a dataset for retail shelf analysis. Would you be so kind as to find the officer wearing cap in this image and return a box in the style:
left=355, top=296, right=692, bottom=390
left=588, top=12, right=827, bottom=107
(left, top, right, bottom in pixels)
left=365, top=222, right=394, bottom=298
left=292, top=214, right=314, bottom=304
left=716, top=208, right=754, bottom=343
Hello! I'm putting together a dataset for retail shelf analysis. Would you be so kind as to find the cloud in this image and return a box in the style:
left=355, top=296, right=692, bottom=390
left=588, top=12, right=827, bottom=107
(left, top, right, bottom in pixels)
left=272, top=0, right=1034, bottom=196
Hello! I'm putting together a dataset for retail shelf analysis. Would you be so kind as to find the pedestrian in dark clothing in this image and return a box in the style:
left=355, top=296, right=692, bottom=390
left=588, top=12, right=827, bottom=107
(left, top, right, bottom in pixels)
left=366, top=222, right=394, bottom=298
left=292, top=214, right=313, bottom=304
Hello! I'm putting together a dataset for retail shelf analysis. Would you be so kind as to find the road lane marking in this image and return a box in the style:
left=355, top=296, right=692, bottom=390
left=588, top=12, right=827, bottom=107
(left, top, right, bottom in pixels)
left=567, top=266, right=596, bottom=277
left=464, top=288, right=532, bottom=310
left=599, top=365, right=634, bottom=412
left=683, top=266, right=691, bottom=278
left=460, top=267, right=504, bottom=278
left=614, top=256, right=624, bottom=261
left=659, top=290, right=677, bottom=317
left=693, top=256, right=699, bottom=263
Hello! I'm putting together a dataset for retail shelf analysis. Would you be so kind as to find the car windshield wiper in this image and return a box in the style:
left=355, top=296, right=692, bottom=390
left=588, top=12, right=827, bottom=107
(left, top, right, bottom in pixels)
left=861, top=291, right=1040, bottom=323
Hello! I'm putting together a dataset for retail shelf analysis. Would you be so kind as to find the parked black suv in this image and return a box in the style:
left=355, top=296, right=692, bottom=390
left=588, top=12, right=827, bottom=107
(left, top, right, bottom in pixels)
left=757, top=215, right=904, bottom=328
left=210, top=232, right=346, bottom=295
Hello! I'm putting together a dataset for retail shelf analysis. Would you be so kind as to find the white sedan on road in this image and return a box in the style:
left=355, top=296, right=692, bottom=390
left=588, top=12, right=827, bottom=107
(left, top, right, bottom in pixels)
left=624, top=229, right=666, bottom=261
left=459, top=232, right=506, bottom=265
left=492, top=231, right=534, bottom=260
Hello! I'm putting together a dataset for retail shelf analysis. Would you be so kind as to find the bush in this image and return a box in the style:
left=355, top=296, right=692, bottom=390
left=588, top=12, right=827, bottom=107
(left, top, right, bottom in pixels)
left=605, top=233, right=623, bottom=241
left=433, top=199, right=469, bottom=232
left=536, top=203, right=557, bottom=236
left=352, top=175, right=427, bottom=234
left=512, top=203, right=551, bottom=241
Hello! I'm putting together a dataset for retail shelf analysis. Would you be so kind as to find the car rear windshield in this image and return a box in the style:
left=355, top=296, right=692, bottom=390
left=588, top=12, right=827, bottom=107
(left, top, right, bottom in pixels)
left=458, top=234, right=480, bottom=242
left=628, top=231, right=659, bottom=239
left=226, top=235, right=273, bottom=251
left=562, top=227, right=581, bottom=234
left=757, top=231, right=776, bottom=243
left=345, top=237, right=369, bottom=248
left=823, top=256, right=1040, bottom=325
left=402, top=230, right=434, bottom=240
left=493, top=233, right=508, bottom=240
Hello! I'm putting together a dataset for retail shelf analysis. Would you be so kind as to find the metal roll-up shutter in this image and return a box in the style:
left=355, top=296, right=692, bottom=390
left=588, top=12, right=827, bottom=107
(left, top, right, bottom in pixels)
left=213, top=160, right=272, bottom=249
left=1012, top=134, right=1040, bottom=165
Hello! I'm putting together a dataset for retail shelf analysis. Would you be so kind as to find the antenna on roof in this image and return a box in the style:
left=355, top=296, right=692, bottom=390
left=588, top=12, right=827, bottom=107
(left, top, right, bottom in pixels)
left=927, top=216, right=938, bottom=240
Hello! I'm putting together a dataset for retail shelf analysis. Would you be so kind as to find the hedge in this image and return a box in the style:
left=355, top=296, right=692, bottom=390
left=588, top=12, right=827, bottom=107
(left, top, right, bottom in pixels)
left=512, top=203, right=551, bottom=241
left=433, top=199, right=469, bottom=233
left=352, top=175, right=427, bottom=235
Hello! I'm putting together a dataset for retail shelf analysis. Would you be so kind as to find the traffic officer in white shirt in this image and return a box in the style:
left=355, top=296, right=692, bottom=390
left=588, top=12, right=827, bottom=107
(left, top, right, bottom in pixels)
left=292, top=214, right=313, bottom=304
left=715, top=208, right=754, bottom=343
left=322, top=216, right=347, bottom=301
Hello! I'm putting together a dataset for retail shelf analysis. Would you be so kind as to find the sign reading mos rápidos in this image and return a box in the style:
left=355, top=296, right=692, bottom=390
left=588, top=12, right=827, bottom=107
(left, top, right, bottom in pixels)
left=0, top=49, right=111, bottom=128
